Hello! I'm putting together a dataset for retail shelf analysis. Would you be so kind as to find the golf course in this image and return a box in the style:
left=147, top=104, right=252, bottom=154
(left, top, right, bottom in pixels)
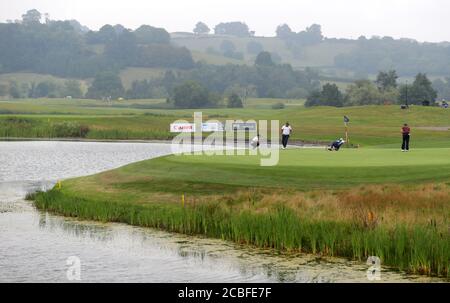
left=1, top=98, right=448, bottom=278
left=1, top=98, right=450, bottom=148
left=32, top=147, right=450, bottom=278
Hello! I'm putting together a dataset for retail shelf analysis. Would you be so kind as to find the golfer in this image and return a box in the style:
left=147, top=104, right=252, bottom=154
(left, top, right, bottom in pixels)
left=281, top=122, right=292, bottom=149
left=328, top=138, right=346, bottom=151
left=250, top=134, right=260, bottom=149
left=401, top=123, right=411, bottom=152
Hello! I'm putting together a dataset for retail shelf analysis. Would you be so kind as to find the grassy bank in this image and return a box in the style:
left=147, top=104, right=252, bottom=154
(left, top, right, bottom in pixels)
left=32, top=149, right=450, bottom=277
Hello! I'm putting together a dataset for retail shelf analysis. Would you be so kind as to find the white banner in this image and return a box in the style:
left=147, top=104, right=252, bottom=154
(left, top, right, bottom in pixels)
left=170, top=123, right=195, bottom=133
left=202, top=122, right=224, bottom=132
left=170, top=122, right=224, bottom=132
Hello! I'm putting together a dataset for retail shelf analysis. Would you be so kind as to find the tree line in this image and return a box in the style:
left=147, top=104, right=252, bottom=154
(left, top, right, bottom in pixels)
left=334, top=36, right=450, bottom=76
left=305, top=71, right=439, bottom=107
left=0, top=79, right=83, bottom=99
left=0, top=9, right=194, bottom=78
left=86, top=52, right=320, bottom=104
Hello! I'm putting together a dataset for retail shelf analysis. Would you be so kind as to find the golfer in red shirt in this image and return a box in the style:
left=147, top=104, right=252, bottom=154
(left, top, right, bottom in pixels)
left=402, top=124, right=411, bottom=152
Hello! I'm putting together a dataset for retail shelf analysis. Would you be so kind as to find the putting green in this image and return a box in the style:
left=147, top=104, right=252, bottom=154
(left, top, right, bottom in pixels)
left=117, top=148, right=450, bottom=191
left=174, top=148, right=450, bottom=167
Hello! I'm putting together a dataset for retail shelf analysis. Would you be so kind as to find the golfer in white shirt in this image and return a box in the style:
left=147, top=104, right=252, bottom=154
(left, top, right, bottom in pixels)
left=281, top=122, right=292, bottom=149
left=250, top=134, right=260, bottom=149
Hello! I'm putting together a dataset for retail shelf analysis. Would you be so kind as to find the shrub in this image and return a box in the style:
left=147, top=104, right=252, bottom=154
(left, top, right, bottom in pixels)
left=271, top=102, right=285, bottom=109
left=227, top=93, right=243, bottom=108
left=52, top=121, right=90, bottom=138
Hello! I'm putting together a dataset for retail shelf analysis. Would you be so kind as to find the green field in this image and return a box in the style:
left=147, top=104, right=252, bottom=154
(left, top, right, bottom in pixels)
left=33, top=148, right=450, bottom=277
left=1, top=98, right=449, bottom=147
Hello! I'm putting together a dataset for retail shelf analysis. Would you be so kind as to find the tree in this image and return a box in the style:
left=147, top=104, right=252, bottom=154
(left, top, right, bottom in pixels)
left=134, top=25, right=170, bottom=44
left=294, top=24, right=324, bottom=45
left=136, top=44, right=195, bottom=69
left=321, top=83, right=344, bottom=107
left=8, top=81, right=21, bottom=98
left=220, top=40, right=236, bottom=53
left=193, top=22, right=210, bottom=35
left=86, top=72, right=124, bottom=99
left=345, top=80, right=383, bottom=106
left=376, top=70, right=398, bottom=91
left=271, top=52, right=282, bottom=64
left=67, top=19, right=89, bottom=33
left=0, top=16, right=193, bottom=78
left=105, top=29, right=138, bottom=66
left=303, top=24, right=323, bottom=43
left=399, top=73, right=437, bottom=105
left=113, top=24, right=126, bottom=35
left=305, top=83, right=344, bottom=107
left=220, top=40, right=243, bottom=59
left=224, top=84, right=257, bottom=101
left=63, top=80, right=83, bottom=98
left=214, top=22, right=250, bottom=37
left=255, top=52, right=274, bottom=67
left=246, top=41, right=263, bottom=55
left=97, top=24, right=116, bottom=43
left=126, top=80, right=153, bottom=99
left=33, top=81, right=57, bottom=98
left=22, top=9, right=41, bottom=25
left=172, top=81, right=215, bottom=108
left=334, top=37, right=450, bottom=76
left=227, top=93, right=243, bottom=108
left=0, top=83, right=8, bottom=96
left=276, top=24, right=293, bottom=39
left=304, top=90, right=322, bottom=107
left=432, top=77, right=450, bottom=100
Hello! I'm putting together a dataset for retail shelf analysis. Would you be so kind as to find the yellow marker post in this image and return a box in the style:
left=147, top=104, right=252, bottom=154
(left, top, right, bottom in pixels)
left=181, top=194, right=185, bottom=207
left=344, top=116, right=350, bottom=145
left=57, top=181, right=61, bottom=189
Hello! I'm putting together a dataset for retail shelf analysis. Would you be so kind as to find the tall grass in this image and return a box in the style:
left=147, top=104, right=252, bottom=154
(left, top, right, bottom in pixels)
left=0, top=116, right=174, bottom=140
left=33, top=189, right=449, bottom=278
left=86, top=129, right=173, bottom=140
left=0, top=118, right=90, bottom=138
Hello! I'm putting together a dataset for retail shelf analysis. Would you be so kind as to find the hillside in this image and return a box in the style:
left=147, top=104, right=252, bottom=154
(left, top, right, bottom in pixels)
left=172, top=33, right=358, bottom=71
left=171, top=32, right=450, bottom=81
left=1, top=15, right=450, bottom=101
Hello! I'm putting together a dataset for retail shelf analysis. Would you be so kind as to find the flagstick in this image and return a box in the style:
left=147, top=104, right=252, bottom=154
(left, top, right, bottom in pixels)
left=345, top=122, right=349, bottom=145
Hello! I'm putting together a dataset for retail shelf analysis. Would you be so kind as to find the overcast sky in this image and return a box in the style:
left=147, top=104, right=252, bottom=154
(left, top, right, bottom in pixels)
left=1, top=0, right=449, bottom=42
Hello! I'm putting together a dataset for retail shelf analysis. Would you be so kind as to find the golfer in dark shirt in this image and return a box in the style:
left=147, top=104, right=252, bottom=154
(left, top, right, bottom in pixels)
left=402, top=124, right=411, bottom=152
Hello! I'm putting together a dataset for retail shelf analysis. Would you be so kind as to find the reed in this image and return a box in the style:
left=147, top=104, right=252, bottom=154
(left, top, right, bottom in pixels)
left=0, top=118, right=90, bottom=138
left=33, top=189, right=449, bottom=278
